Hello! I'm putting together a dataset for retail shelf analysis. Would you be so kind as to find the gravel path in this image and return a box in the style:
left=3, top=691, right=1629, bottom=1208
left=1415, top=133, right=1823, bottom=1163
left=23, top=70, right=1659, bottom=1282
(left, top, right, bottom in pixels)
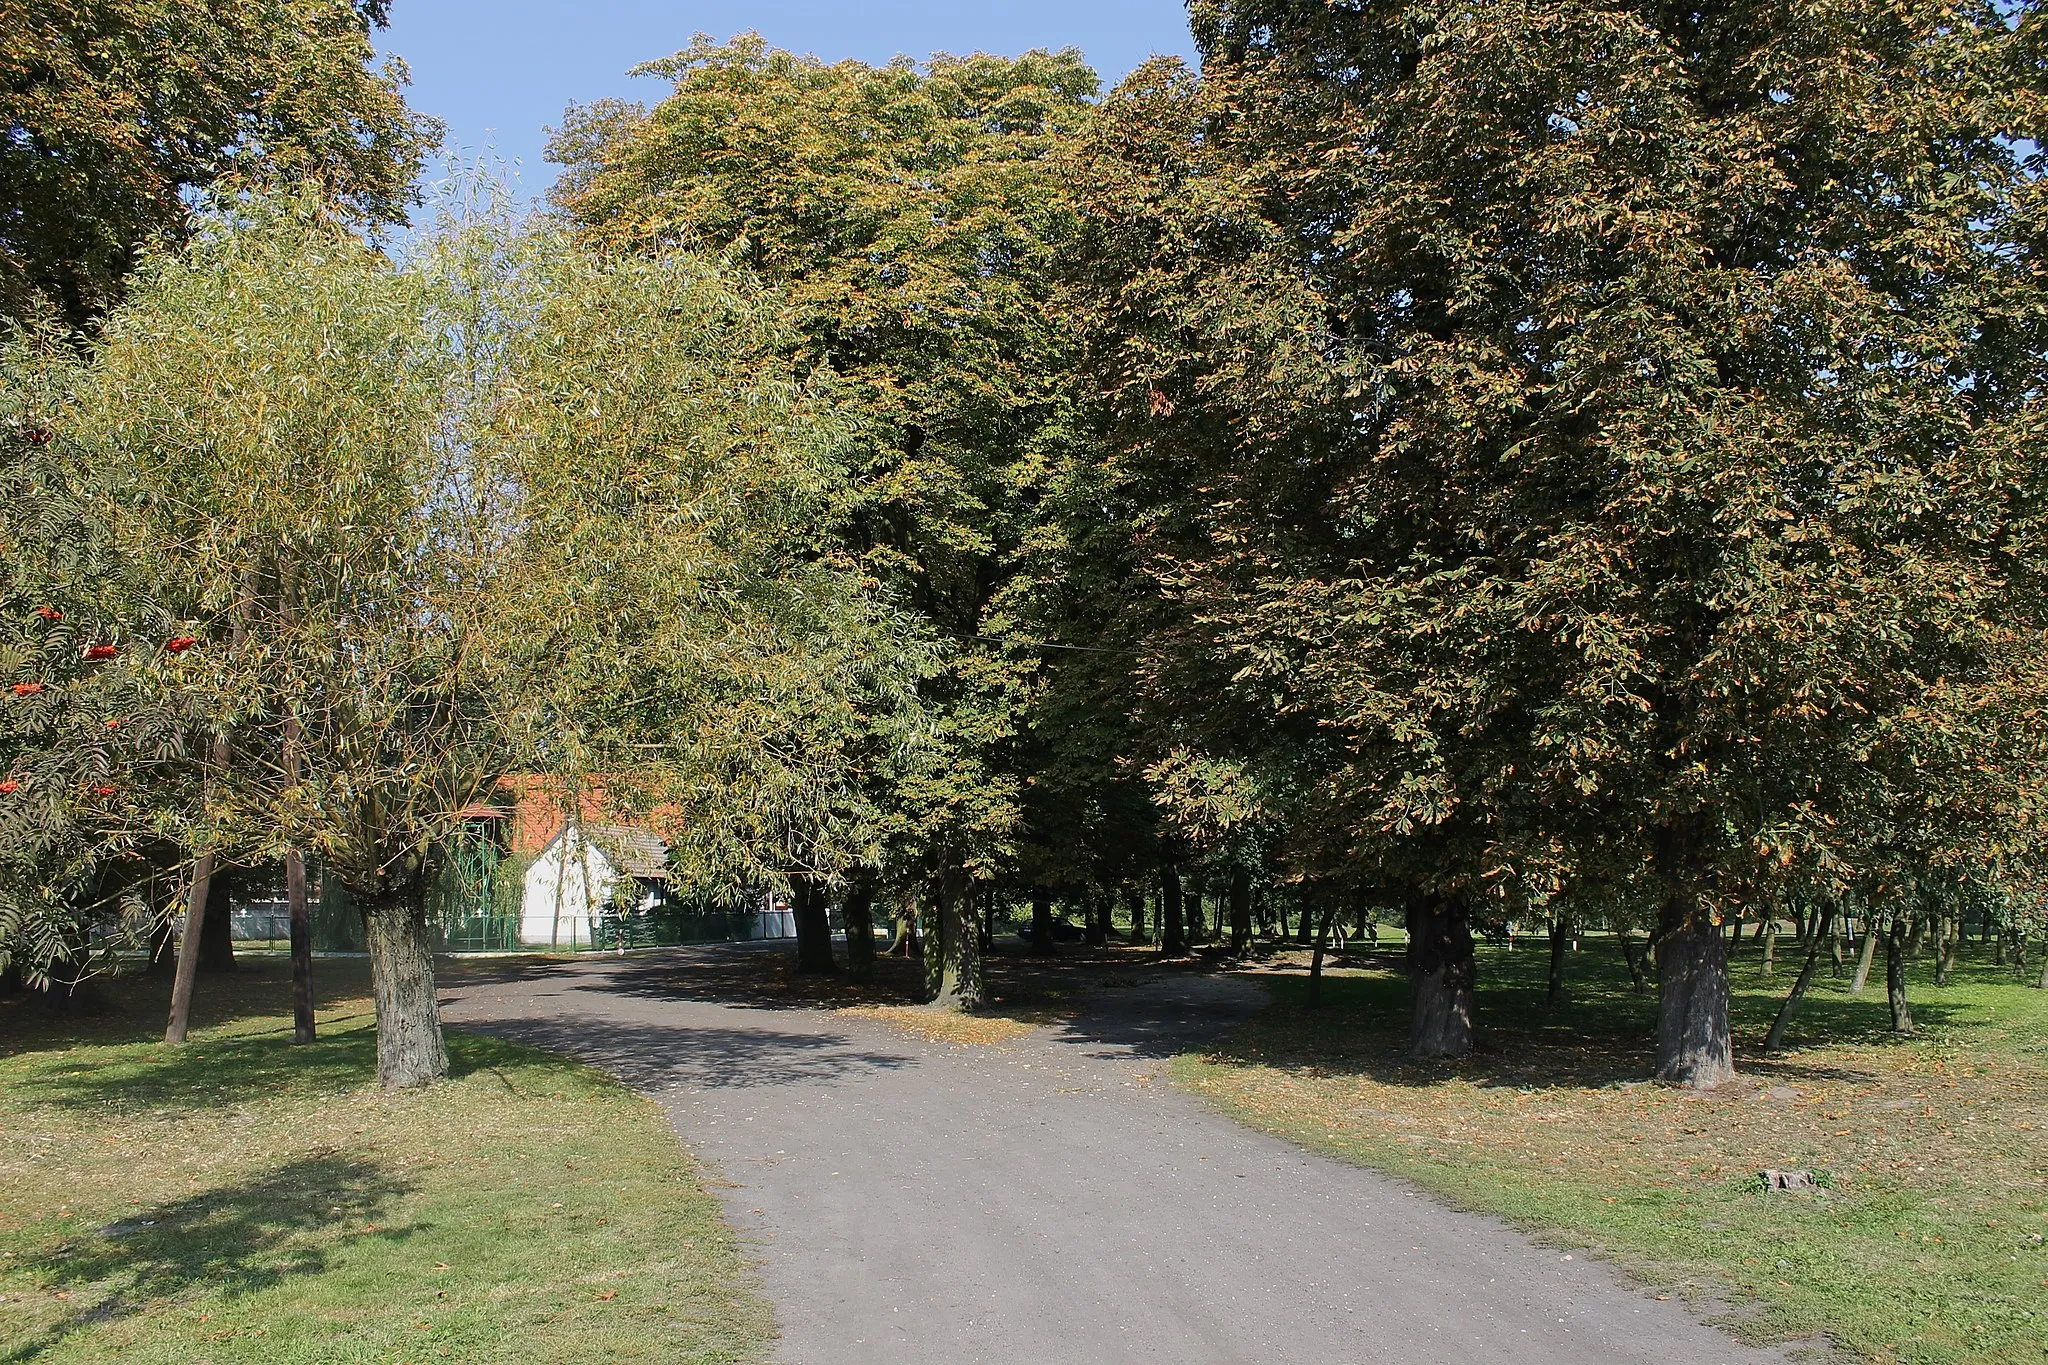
left=440, top=948, right=1797, bottom=1365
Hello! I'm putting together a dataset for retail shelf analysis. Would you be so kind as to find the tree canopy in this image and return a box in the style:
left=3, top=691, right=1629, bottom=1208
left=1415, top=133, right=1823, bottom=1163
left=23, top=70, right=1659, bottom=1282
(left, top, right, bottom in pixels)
left=1, top=0, right=437, bottom=327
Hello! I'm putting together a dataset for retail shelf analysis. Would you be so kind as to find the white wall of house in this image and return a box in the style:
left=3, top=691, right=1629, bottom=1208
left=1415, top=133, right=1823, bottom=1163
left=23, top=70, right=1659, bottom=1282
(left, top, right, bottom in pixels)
left=519, top=828, right=616, bottom=948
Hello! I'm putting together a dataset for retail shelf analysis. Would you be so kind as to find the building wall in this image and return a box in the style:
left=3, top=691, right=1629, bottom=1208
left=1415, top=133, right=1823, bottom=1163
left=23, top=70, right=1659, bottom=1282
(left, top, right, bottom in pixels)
left=519, top=833, right=617, bottom=947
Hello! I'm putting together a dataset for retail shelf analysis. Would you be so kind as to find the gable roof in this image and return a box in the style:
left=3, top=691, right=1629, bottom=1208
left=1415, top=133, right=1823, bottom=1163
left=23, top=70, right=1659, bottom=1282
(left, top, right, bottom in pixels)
left=574, top=823, right=670, bottom=880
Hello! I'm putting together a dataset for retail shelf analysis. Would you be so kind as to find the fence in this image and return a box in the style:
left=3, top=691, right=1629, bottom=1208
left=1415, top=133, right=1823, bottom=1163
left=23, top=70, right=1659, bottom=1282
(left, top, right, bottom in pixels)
left=228, top=884, right=796, bottom=954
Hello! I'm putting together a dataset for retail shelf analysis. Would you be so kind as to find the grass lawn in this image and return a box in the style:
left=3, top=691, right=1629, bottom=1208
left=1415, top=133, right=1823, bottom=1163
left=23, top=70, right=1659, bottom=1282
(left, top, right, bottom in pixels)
left=1180, top=935, right=2048, bottom=1365
left=0, top=959, right=773, bottom=1364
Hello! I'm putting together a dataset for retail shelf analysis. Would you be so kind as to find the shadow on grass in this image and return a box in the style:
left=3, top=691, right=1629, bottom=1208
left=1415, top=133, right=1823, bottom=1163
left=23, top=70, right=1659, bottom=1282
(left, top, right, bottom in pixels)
left=1220, top=943, right=1975, bottom=1091
left=5, top=1155, right=416, bottom=1364
left=11, top=1015, right=555, bottom=1117
left=0, top=957, right=377, bottom=1059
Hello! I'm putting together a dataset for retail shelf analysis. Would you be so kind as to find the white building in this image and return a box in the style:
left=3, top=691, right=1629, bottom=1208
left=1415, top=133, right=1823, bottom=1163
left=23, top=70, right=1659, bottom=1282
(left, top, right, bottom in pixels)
left=519, top=822, right=670, bottom=948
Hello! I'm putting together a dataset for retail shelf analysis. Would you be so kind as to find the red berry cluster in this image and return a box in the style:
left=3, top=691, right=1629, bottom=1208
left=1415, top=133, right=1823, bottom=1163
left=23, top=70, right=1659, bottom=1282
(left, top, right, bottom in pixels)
left=166, top=636, right=199, bottom=654
left=23, top=426, right=52, bottom=447
left=83, top=644, right=118, bottom=661
left=35, top=606, right=61, bottom=622
left=11, top=682, right=45, bottom=697
left=0, top=781, right=18, bottom=795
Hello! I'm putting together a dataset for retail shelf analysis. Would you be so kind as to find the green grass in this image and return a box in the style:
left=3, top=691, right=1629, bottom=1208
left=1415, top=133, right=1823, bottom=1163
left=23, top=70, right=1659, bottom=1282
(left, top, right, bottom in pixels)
left=0, top=962, right=773, bottom=1364
left=1181, top=936, right=2048, bottom=1365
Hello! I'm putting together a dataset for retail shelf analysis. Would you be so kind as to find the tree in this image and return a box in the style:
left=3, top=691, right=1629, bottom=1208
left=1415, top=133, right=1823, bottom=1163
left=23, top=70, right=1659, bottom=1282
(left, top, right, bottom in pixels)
left=1072, top=0, right=2048, bottom=1082
left=1, top=0, right=437, bottom=328
left=0, top=326, right=191, bottom=992
left=550, top=35, right=1103, bottom=1008
left=32, top=193, right=887, bottom=1084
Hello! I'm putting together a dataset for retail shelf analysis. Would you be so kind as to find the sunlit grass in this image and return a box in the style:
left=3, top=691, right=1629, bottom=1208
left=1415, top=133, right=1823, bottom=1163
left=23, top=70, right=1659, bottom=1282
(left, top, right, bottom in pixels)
left=1181, top=937, right=2048, bottom=1364
left=0, top=965, right=772, bottom=1364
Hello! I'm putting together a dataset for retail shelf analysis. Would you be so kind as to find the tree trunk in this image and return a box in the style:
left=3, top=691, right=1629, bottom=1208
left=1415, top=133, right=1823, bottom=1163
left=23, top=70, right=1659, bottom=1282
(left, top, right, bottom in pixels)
left=791, top=875, right=836, bottom=974
left=886, top=895, right=919, bottom=958
left=1406, top=894, right=1474, bottom=1058
left=286, top=850, right=315, bottom=1043
left=844, top=874, right=877, bottom=984
left=1228, top=865, right=1252, bottom=956
left=1762, top=915, right=1777, bottom=979
left=925, top=866, right=982, bottom=1010
left=196, top=866, right=236, bottom=971
left=1655, top=896, right=1734, bottom=1088
left=1029, top=886, right=1056, bottom=953
left=1160, top=864, right=1187, bottom=956
left=283, top=700, right=314, bottom=1042
left=1765, top=907, right=1834, bottom=1052
left=1616, top=927, right=1648, bottom=994
left=1126, top=885, right=1148, bottom=945
left=1546, top=915, right=1569, bottom=1007
left=1294, top=893, right=1316, bottom=945
left=1830, top=911, right=1845, bottom=974
left=1308, top=898, right=1340, bottom=1007
left=1886, top=912, right=1914, bottom=1037
left=1084, top=889, right=1109, bottom=947
left=360, top=873, right=447, bottom=1089
left=163, top=851, right=218, bottom=1045
left=1933, top=906, right=1953, bottom=987
left=1850, top=915, right=1879, bottom=994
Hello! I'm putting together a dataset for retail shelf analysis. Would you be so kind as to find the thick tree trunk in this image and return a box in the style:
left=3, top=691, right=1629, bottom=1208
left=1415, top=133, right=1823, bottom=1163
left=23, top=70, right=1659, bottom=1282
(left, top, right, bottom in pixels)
left=197, top=866, right=236, bottom=972
left=1830, top=911, right=1846, bottom=974
left=286, top=850, right=315, bottom=1044
left=1029, top=886, right=1056, bottom=953
left=1160, top=864, right=1187, bottom=956
left=146, top=913, right=176, bottom=976
left=1850, top=915, right=1879, bottom=994
left=844, top=875, right=877, bottom=984
left=1228, top=865, right=1252, bottom=956
left=925, top=867, right=982, bottom=1010
left=791, top=875, right=837, bottom=974
left=1762, top=915, right=1777, bottom=979
left=1765, top=907, right=1833, bottom=1052
left=1546, top=915, right=1569, bottom=1007
left=1655, top=897, right=1734, bottom=1088
left=360, top=876, right=447, bottom=1090
left=1886, top=912, right=1914, bottom=1037
left=1406, top=895, right=1474, bottom=1058
left=1294, top=893, right=1316, bottom=945
left=1084, top=889, right=1109, bottom=947
left=1126, top=885, right=1148, bottom=945
left=164, top=852, right=218, bottom=1045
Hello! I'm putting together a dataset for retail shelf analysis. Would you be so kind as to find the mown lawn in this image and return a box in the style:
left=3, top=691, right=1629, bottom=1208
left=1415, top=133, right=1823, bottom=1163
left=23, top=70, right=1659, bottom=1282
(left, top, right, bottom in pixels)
left=1180, top=936, right=2048, bottom=1365
left=0, top=960, right=773, bottom=1364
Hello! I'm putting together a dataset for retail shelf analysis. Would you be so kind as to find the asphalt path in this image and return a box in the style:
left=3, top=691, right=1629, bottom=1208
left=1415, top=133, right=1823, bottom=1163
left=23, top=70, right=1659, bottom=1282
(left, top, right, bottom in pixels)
left=440, top=948, right=1799, bottom=1365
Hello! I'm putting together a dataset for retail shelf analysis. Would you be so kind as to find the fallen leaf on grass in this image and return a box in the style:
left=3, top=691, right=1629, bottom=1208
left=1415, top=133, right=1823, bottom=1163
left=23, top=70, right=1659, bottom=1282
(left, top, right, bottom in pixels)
left=594, top=1290, right=617, bottom=1301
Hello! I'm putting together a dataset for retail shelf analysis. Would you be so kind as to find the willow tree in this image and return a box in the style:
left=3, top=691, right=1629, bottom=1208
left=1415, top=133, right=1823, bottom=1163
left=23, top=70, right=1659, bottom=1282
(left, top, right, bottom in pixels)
left=46, top=195, right=885, bottom=1085
left=549, top=35, right=1102, bottom=1008
left=1074, top=1, right=2048, bottom=1082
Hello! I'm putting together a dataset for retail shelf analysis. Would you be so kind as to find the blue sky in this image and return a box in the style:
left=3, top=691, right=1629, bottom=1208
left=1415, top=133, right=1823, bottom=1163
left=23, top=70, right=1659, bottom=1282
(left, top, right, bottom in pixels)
left=377, top=1, right=1198, bottom=202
